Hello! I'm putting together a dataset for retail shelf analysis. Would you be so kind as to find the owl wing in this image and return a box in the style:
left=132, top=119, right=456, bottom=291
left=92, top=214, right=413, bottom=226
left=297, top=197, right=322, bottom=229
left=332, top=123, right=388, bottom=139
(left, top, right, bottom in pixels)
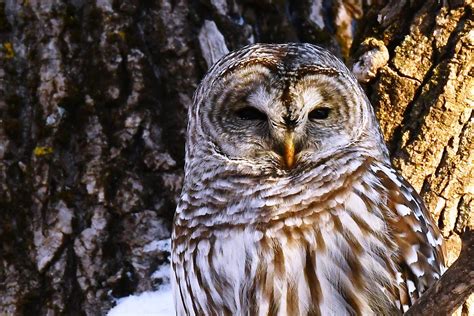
left=372, top=164, right=446, bottom=312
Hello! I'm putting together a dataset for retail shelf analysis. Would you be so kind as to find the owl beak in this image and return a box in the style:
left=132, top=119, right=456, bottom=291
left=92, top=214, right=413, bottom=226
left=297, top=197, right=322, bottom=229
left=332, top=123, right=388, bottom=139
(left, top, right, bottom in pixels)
left=283, top=131, right=295, bottom=169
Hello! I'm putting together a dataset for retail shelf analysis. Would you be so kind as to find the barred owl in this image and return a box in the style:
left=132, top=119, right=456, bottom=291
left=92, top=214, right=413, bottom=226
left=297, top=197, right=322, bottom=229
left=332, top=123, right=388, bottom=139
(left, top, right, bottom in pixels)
left=172, top=43, right=445, bottom=315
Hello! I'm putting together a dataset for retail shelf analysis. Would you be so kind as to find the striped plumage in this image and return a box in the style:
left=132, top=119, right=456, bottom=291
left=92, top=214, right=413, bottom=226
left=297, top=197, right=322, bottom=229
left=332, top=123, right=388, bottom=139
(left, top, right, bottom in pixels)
left=172, top=43, right=445, bottom=315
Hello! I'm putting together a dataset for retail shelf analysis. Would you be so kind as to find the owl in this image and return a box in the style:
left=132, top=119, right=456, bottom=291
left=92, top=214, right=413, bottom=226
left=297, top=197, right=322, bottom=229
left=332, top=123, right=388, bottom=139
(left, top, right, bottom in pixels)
left=171, top=43, right=445, bottom=315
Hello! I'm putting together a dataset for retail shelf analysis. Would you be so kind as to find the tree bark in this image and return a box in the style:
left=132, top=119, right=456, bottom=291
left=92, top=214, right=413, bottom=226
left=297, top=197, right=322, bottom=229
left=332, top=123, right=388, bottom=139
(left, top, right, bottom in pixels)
left=0, top=0, right=471, bottom=315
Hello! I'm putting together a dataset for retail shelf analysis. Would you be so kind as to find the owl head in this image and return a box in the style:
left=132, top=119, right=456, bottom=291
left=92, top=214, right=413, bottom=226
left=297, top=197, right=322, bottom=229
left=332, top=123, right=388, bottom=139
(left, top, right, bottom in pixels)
left=186, top=43, right=389, bottom=176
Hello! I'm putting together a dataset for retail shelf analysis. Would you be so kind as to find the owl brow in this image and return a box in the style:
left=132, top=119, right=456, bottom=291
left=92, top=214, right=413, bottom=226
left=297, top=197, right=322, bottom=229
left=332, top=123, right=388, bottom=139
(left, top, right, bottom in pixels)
left=294, top=66, right=340, bottom=80
left=218, top=58, right=279, bottom=80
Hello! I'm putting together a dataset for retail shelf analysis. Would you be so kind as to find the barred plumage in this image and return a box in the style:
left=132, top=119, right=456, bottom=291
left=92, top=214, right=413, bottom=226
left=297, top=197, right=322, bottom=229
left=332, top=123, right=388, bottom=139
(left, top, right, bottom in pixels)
left=172, top=43, right=445, bottom=315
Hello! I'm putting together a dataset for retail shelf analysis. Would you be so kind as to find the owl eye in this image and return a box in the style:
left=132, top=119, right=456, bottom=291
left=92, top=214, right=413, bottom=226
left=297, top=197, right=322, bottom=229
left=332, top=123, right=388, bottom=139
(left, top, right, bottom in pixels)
left=309, top=107, right=331, bottom=120
left=235, top=107, right=267, bottom=121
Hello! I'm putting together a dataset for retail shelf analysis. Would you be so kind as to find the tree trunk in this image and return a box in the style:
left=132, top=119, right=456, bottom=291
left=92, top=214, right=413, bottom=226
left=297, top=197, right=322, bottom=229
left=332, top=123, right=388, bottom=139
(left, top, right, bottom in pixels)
left=0, top=0, right=471, bottom=314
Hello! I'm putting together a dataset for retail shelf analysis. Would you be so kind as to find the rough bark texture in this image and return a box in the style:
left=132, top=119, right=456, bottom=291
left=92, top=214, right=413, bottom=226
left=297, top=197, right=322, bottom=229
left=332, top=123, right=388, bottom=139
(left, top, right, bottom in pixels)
left=0, top=0, right=471, bottom=314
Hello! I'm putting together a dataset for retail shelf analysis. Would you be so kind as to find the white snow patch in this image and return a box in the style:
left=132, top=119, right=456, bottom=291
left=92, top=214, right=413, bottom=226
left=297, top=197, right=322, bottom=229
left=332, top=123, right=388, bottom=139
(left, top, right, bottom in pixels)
left=107, top=286, right=174, bottom=316
left=151, top=264, right=171, bottom=284
left=107, top=257, right=175, bottom=315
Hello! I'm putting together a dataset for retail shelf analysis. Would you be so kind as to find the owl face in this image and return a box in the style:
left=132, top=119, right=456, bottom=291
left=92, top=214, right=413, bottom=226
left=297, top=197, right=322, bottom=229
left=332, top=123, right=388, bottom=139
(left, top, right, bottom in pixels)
left=190, top=44, right=386, bottom=174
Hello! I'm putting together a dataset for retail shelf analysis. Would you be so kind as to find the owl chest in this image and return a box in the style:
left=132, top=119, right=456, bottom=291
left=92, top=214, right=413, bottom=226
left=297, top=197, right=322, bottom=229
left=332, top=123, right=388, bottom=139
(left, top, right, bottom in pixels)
left=180, top=219, right=397, bottom=316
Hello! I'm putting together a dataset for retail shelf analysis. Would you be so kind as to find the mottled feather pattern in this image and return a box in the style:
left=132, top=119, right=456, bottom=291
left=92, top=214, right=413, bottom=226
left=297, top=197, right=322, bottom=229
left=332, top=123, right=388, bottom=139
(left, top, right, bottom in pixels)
left=371, top=164, right=445, bottom=311
left=172, top=43, right=445, bottom=315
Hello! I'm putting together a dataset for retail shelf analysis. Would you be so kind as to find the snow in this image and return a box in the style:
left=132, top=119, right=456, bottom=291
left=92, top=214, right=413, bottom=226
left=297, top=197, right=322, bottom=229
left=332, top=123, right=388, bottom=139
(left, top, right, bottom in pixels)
left=151, top=264, right=171, bottom=282
left=107, top=285, right=175, bottom=316
left=107, top=238, right=175, bottom=316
